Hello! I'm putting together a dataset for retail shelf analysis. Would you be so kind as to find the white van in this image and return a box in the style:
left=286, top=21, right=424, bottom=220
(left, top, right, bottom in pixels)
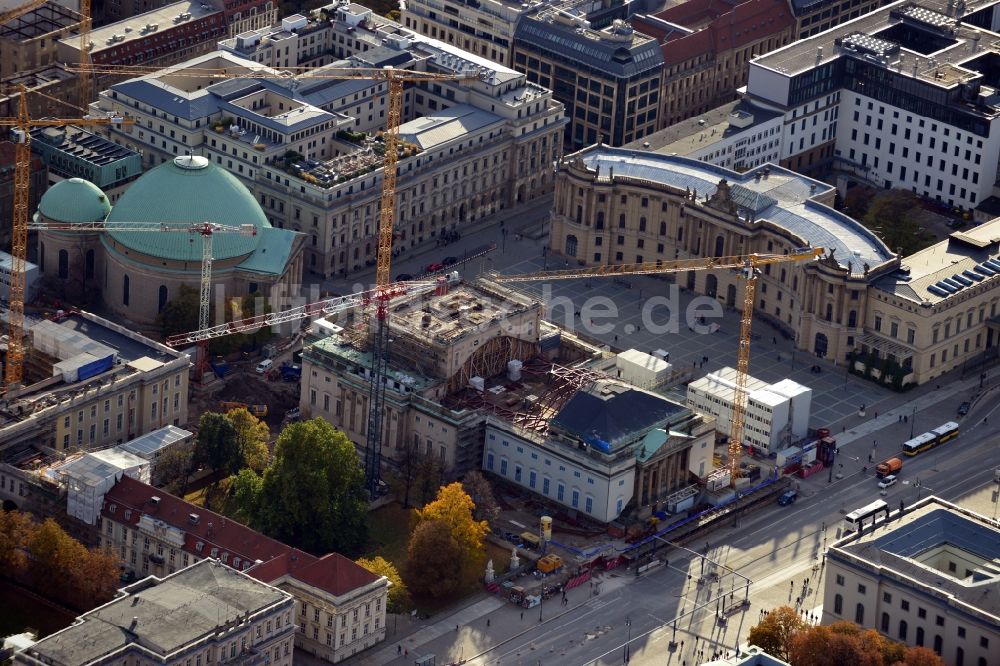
left=255, top=359, right=273, bottom=374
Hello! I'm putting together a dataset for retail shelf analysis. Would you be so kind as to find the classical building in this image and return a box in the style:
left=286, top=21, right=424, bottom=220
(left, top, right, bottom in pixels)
left=484, top=381, right=715, bottom=523
left=0, top=309, right=191, bottom=455
left=34, top=155, right=306, bottom=328
left=96, top=0, right=274, bottom=33
left=823, top=496, right=999, bottom=666
left=745, top=0, right=1000, bottom=212
left=686, top=367, right=812, bottom=453
left=13, top=559, right=297, bottom=666
left=632, top=0, right=797, bottom=128
left=549, top=144, right=897, bottom=367
left=99, top=475, right=390, bottom=662
left=94, top=6, right=565, bottom=278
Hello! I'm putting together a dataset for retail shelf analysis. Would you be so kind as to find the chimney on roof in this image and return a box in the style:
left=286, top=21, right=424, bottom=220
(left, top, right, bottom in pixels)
left=207, top=521, right=214, bottom=536
left=815, top=46, right=823, bottom=66
left=149, top=496, right=161, bottom=506
left=129, top=616, right=138, bottom=631
left=189, top=513, right=200, bottom=525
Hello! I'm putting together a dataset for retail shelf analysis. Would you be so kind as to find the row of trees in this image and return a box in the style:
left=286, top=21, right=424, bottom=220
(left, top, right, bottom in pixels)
left=748, top=606, right=945, bottom=666
left=0, top=510, right=119, bottom=611
left=229, top=419, right=369, bottom=556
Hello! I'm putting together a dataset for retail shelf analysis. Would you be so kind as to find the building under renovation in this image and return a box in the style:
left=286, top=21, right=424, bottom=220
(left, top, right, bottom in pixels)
left=300, top=276, right=716, bottom=520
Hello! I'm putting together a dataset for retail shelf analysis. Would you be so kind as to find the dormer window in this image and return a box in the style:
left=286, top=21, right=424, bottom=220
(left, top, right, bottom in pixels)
left=109, top=504, right=117, bottom=513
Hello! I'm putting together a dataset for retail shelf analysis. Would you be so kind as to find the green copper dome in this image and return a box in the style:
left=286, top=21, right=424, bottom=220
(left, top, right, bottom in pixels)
left=105, top=155, right=270, bottom=262
left=37, top=178, right=111, bottom=224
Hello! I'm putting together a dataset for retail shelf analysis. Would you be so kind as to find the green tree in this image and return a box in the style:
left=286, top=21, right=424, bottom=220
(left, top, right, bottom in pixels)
left=863, top=190, right=934, bottom=256
left=229, top=468, right=263, bottom=524
left=159, top=442, right=194, bottom=491
left=157, top=284, right=200, bottom=340
left=415, top=482, right=488, bottom=566
left=194, top=412, right=243, bottom=476
left=356, top=555, right=410, bottom=613
left=747, top=605, right=806, bottom=661
left=403, top=520, right=462, bottom=598
left=462, top=470, right=500, bottom=524
left=254, top=419, right=367, bottom=555
left=225, top=406, right=271, bottom=472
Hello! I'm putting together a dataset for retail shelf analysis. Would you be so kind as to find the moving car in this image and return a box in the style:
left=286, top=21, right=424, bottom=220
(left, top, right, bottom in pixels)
left=958, top=401, right=971, bottom=416
left=878, top=474, right=898, bottom=489
left=442, top=256, right=458, bottom=266
left=777, top=489, right=798, bottom=506
left=425, top=262, right=444, bottom=272
left=395, top=273, right=413, bottom=282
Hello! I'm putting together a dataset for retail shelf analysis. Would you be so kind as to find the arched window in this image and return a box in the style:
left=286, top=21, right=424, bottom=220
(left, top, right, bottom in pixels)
left=639, top=217, right=646, bottom=232
left=122, top=275, right=130, bottom=306
left=714, top=235, right=725, bottom=258
left=955, top=647, right=964, bottom=666
left=881, top=612, right=889, bottom=632
left=825, top=303, right=834, bottom=321
left=158, top=286, right=168, bottom=314
left=565, top=235, right=578, bottom=257
left=916, top=627, right=924, bottom=646
left=659, top=221, right=666, bottom=235
left=833, top=594, right=843, bottom=615
left=848, top=310, right=858, bottom=327
left=855, top=603, right=864, bottom=624
left=933, top=635, right=942, bottom=654
left=596, top=212, right=605, bottom=230
left=58, top=249, right=68, bottom=279
left=898, top=620, right=907, bottom=641
left=85, top=249, right=95, bottom=280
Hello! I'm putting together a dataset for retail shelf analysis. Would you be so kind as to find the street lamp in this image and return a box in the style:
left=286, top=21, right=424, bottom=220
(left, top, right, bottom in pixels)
left=909, top=404, right=917, bottom=439
left=538, top=589, right=543, bottom=623
left=623, top=616, right=631, bottom=664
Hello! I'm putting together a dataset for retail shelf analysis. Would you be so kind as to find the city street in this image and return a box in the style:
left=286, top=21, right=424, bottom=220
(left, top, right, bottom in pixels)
left=359, top=404, right=999, bottom=666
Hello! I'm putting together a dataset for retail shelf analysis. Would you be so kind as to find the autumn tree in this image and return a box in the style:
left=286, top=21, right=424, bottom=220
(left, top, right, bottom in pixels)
left=0, top=509, right=37, bottom=575
left=462, top=470, right=500, bottom=524
left=251, top=419, right=368, bottom=555
left=225, top=406, right=270, bottom=472
left=414, top=482, right=489, bottom=566
left=27, top=518, right=118, bottom=610
left=747, top=605, right=806, bottom=661
left=785, top=619, right=945, bottom=666
left=403, top=520, right=463, bottom=598
left=899, top=646, right=946, bottom=666
left=194, top=412, right=243, bottom=476
left=356, top=555, right=410, bottom=613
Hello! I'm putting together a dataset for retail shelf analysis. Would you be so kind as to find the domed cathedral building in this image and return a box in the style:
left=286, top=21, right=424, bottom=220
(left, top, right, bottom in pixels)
left=549, top=145, right=906, bottom=377
left=35, top=155, right=305, bottom=329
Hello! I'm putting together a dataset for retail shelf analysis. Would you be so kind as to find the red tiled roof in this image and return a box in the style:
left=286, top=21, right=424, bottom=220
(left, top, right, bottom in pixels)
left=102, top=476, right=379, bottom=598
left=248, top=550, right=379, bottom=598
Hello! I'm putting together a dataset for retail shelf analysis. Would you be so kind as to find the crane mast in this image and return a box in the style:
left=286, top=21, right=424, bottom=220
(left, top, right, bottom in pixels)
left=492, top=249, right=822, bottom=487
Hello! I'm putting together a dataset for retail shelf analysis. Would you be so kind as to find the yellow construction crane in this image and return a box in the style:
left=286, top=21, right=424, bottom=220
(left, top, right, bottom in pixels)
left=78, top=0, right=91, bottom=108
left=0, top=85, right=132, bottom=389
left=0, top=0, right=49, bottom=28
left=490, top=249, right=823, bottom=487
left=69, top=61, right=474, bottom=493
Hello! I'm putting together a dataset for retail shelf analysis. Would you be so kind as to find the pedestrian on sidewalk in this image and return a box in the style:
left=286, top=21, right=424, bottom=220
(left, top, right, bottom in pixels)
left=487, top=618, right=491, bottom=627
left=520, top=611, right=524, bottom=621
left=398, top=645, right=402, bottom=655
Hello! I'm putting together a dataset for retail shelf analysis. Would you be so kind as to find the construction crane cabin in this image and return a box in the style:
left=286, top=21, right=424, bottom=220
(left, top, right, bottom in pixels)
left=489, top=249, right=824, bottom=488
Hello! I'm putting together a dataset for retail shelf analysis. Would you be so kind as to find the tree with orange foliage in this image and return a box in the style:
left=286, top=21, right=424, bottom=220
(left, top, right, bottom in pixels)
left=413, top=482, right=488, bottom=566
left=897, top=646, right=946, bottom=666
left=27, top=518, right=119, bottom=610
left=0, top=509, right=37, bottom=574
left=748, top=605, right=806, bottom=660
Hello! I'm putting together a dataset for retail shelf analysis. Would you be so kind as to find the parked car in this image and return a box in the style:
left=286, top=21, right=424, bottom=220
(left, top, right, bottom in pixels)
left=878, top=474, right=898, bottom=489
left=777, top=489, right=797, bottom=506
left=285, top=407, right=300, bottom=420
left=255, top=358, right=273, bottom=374
left=425, top=262, right=444, bottom=272
left=958, top=401, right=971, bottom=416
left=395, top=273, right=413, bottom=282
left=442, top=256, right=458, bottom=266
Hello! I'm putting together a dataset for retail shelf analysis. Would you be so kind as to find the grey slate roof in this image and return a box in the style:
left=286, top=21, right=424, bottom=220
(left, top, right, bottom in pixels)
left=21, top=559, right=291, bottom=665
left=515, top=17, right=664, bottom=78
left=551, top=383, right=686, bottom=448
left=575, top=146, right=894, bottom=276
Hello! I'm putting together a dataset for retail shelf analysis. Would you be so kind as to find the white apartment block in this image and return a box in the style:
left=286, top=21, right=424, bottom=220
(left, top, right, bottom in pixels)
left=743, top=0, right=1000, bottom=213
left=686, top=367, right=812, bottom=452
left=95, top=2, right=565, bottom=279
